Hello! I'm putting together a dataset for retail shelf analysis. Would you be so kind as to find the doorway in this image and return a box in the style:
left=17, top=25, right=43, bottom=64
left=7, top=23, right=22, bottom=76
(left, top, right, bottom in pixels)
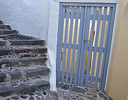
left=56, top=3, right=116, bottom=90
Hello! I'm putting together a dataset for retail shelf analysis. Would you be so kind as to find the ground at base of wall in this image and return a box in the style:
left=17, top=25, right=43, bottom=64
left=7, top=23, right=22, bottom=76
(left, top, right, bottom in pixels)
left=57, top=83, right=113, bottom=100
left=0, top=90, right=58, bottom=100
left=0, top=83, right=113, bottom=100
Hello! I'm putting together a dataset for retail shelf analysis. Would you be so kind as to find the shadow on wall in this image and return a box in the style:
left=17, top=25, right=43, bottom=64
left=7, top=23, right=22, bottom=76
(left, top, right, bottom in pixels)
left=0, top=0, right=49, bottom=40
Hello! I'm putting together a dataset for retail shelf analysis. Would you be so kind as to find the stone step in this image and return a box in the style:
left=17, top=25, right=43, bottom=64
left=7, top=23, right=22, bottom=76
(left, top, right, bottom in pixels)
left=0, top=65, right=49, bottom=82
left=0, top=25, right=11, bottom=29
left=1, top=90, right=58, bottom=100
left=0, top=34, right=38, bottom=40
left=18, top=53, right=47, bottom=57
left=0, top=46, right=47, bottom=56
left=0, top=29, right=18, bottom=35
left=0, top=41, right=6, bottom=46
left=0, top=53, right=47, bottom=59
left=0, top=77, right=50, bottom=97
left=0, top=21, right=3, bottom=24
left=0, top=40, right=45, bottom=46
left=0, top=57, right=47, bottom=68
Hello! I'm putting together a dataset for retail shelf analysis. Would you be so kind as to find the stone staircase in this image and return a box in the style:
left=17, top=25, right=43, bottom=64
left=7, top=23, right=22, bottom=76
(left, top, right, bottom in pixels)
left=0, top=20, right=58, bottom=100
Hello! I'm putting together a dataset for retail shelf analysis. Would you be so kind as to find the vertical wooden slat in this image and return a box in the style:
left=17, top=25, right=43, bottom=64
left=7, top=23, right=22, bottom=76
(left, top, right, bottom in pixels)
left=57, top=5, right=66, bottom=82
left=56, top=4, right=62, bottom=82
left=94, top=9, right=103, bottom=88
left=99, top=7, right=113, bottom=90
left=74, top=7, right=85, bottom=85
left=94, top=7, right=107, bottom=89
left=77, top=6, right=87, bottom=86
left=100, top=5, right=116, bottom=90
left=70, top=7, right=80, bottom=84
left=89, top=7, right=102, bottom=88
left=85, top=7, right=97, bottom=88
left=65, top=6, right=75, bottom=83
left=61, top=7, right=70, bottom=82
left=79, top=7, right=91, bottom=86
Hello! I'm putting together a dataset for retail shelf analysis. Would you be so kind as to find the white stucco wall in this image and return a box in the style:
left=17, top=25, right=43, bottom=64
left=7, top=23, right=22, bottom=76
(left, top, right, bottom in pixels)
left=0, top=0, right=49, bottom=39
left=0, top=0, right=59, bottom=91
left=47, top=0, right=59, bottom=91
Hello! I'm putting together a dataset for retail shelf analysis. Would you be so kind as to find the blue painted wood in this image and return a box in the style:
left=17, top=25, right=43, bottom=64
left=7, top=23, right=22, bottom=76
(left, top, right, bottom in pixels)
left=65, top=6, right=75, bottom=83
left=94, top=7, right=108, bottom=89
left=74, top=7, right=85, bottom=85
left=61, top=3, right=116, bottom=7
left=57, top=5, right=66, bottom=82
left=94, top=7, right=104, bottom=89
left=90, top=15, right=109, bottom=20
left=61, top=43, right=105, bottom=52
left=89, top=7, right=102, bottom=88
left=56, top=4, right=62, bottom=82
left=85, top=7, right=97, bottom=88
left=60, top=71, right=101, bottom=82
left=77, top=6, right=88, bottom=86
left=99, top=7, right=113, bottom=90
left=79, top=7, right=91, bottom=86
left=61, top=6, right=70, bottom=82
left=57, top=3, right=116, bottom=91
left=70, top=7, right=80, bottom=84
left=100, top=5, right=116, bottom=90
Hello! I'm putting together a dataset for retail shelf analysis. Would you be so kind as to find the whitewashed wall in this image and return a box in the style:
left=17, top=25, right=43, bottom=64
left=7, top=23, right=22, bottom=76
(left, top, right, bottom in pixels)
left=0, top=0, right=59, bottom=91
left=47, top=0, right=59, bottom=91
left=0, top=0, right=50, bottom=39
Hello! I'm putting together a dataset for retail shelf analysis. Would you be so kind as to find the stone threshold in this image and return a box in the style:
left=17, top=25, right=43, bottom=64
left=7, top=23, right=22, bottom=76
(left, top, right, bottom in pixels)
left=57, top=82, right=113, bottom=100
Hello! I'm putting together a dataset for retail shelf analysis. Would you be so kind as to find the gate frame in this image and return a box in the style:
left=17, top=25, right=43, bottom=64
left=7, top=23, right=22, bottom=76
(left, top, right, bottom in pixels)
left=56, top=1, right=119, bottom=91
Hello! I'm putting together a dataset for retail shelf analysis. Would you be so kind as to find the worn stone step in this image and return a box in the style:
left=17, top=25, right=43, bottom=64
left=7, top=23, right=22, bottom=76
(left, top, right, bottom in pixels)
left=0, top=40, right=45, bottom=46
left=1, top=90, right=58, bottom=100
left=17, top=53, right=38, bottom=58
left=0, top=65, right=49, bottom=82
left=0, top=53, right=47, bottom=59
left=0, top=77, right=50, bottom=97
left=0, top=57, right=47, bottom=68
left=0, top=25, right=11, bottom=29
left=0, top=21, right=3, bottom=24
left=11, top=40, right=45, bottom=45
left=0, top=34, right=38, bottom=40
left=0, top=41, right=6, bottom=46
left=0, top=46, right=47, bottom=56
left=0, top=29, right=18, bottom=35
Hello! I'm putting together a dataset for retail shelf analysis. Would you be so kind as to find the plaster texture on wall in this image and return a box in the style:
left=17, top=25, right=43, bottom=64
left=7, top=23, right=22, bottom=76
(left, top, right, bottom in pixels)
left=0, top=0, right=49, bottom=39
left=55, top=0, right=119, bottom=3
left=47, top=0, right=59, bottom=91
left=106, top=0, right=128, bottom=100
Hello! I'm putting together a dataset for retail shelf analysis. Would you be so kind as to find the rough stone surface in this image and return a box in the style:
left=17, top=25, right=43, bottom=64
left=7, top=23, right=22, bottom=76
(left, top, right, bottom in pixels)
left=61, top=84, right=69, bottom=90
left=0, top=66, right=49, bottom=82
left=71, top=86, right=85, bottom=94
left=0, top=73, right=6, bottom=82
left=0, top=78, right=50, bottom=97
left=86, top=88, right=97, bottom=97
left=98, top=92, right=108, bottom=100
left=0, top=90, right=58, bottom=100
left=0, top=57, right=47, bottom=68
left=0, top=20, right=53, bottom=100
left=57, top=83, right=113, bottom=100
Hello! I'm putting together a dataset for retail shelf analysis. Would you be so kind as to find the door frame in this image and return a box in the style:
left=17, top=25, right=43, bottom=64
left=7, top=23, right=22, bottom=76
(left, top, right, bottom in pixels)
left=56, top=2, right=118, bottom=91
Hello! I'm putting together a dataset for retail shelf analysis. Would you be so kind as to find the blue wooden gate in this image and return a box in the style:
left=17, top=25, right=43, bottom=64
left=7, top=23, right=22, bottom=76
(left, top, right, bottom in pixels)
left=57, top=3, right=116, bottom=90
